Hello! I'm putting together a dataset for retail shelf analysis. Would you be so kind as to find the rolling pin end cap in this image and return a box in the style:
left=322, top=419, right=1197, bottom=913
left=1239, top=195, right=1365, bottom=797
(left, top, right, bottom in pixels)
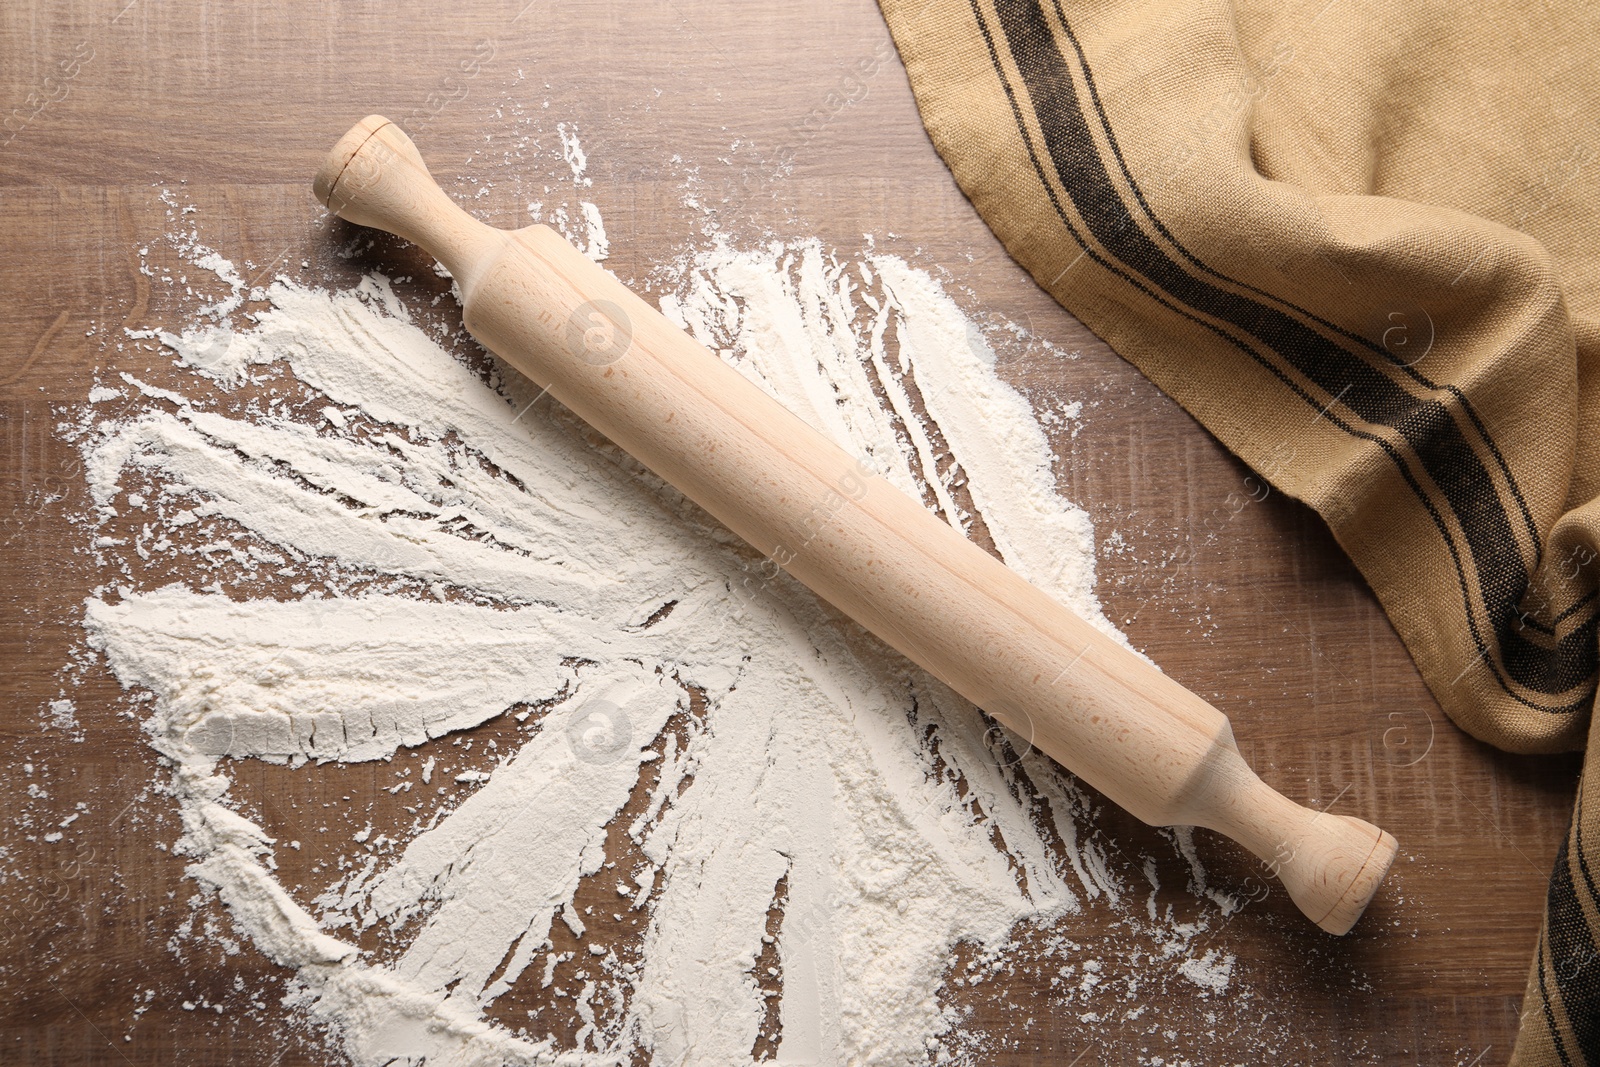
left=1311, top=824, right=1399, bottom=936
left=313, top=115, right=399, bottom=213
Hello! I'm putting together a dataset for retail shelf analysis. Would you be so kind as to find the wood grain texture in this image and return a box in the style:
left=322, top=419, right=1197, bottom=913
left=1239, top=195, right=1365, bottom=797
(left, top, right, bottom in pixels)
left=0, top=1, right=1580, bottom=1064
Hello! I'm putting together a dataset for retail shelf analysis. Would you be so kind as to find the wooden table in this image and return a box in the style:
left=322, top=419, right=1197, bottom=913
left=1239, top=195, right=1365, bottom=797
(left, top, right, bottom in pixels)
left=0, top=2, right=1580, bottom=1063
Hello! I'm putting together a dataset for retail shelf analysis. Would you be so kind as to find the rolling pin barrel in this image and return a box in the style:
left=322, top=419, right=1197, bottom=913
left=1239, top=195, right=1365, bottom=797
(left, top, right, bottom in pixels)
left=314, top=116, right=1398, bottom=935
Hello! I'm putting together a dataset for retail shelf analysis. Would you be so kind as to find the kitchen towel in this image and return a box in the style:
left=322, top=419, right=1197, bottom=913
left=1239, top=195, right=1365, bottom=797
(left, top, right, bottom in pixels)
left=875, top=0, right=1600, bottom=1058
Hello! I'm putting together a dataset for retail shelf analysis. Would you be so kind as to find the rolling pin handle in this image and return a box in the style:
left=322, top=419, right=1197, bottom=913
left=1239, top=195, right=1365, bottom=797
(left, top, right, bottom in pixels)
left=313, top=116, right=497, bottom=289
left=1180, top=742, right=1398, bottom=935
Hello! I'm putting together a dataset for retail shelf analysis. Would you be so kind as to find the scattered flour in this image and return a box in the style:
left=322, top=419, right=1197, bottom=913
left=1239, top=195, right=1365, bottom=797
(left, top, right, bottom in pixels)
left=72, top=187, right=1250, bottom=1061
left=578, top=201, right=608, bottom=262
left=1176, top=948, right=1236, bottom=995
left=557, top=123, right=590, bottom=187
left=46, top=698, right=78, bottom=729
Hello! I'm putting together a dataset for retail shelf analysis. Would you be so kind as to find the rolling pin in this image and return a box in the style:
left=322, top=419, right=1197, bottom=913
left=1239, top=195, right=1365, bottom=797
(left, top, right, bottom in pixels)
left=313, top=116, right=1397, bottom=935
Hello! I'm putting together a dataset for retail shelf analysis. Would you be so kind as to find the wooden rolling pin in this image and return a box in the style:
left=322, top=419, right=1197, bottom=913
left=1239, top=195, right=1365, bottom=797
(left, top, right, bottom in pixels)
left=313, top=116, right=1397, bottom=935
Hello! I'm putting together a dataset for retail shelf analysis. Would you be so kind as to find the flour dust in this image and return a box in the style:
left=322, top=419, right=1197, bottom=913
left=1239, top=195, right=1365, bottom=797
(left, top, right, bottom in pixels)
left=69, top=194, right=1249, bottom=1063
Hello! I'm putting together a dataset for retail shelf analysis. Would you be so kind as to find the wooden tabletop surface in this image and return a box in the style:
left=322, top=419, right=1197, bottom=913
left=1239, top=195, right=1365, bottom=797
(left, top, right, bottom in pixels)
left=0, top=2, right=1581, bottom=1064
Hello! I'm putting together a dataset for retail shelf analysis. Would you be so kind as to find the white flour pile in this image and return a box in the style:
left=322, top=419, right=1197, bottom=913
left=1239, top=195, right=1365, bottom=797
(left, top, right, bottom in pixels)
left=73, top=199, right=1247, bottom=1061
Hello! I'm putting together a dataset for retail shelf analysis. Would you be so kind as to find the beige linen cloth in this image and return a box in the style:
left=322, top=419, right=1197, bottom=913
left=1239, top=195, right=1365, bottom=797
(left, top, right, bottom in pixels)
left=876, top=0, right=1600, bottom=1058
